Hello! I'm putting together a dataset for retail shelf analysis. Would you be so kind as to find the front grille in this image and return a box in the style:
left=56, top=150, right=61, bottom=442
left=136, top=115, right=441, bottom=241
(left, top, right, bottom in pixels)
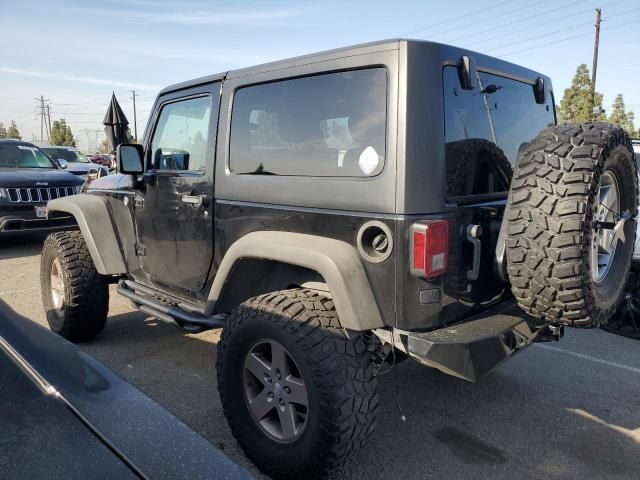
left=6, top=186, right=80, bottom=203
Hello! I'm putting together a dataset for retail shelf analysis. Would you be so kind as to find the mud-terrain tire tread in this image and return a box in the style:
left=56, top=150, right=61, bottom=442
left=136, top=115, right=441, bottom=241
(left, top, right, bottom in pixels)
left=41, top=231, right=109, bottom=341
left=506, top=122, right=637, bottom=328
left=216, top=288, right=378, bottom=480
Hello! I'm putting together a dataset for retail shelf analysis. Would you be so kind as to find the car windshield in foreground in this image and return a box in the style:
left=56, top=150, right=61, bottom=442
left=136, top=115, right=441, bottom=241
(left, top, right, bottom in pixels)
left=0, top=144, right=58, bottom=169
left=42, top=147, right=91, bottom=163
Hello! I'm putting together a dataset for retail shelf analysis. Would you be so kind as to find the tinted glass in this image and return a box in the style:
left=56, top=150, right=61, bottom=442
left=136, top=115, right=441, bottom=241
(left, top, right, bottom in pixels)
left=0, top=144, right=57, bottom=169
left=42, top=148, right=90, bottom=163
left=443, top=66, right=555, bottom=197
left=230, top=68, right=387, bottom=177
left=150, top=96, right=211, bottom=172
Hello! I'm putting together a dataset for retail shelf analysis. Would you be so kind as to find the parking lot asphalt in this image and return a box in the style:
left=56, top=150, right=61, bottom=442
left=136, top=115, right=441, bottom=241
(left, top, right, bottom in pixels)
left=1, top=234, right=639, bottom=480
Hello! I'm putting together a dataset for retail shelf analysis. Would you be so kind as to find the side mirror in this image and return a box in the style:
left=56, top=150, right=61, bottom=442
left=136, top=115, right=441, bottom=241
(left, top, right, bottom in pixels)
left=534, top=77, right=546, bottom=104
left=57, top=159, right=68, bottom=169
left=458, top=55, right=477, bottom=90
left=117, top=144, right=144, bottom=175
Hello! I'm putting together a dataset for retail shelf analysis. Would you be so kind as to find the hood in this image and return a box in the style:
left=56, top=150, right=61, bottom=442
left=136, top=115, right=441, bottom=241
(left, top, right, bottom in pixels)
left=87, top=173, right=128, bottom=191
left=0, top=169, right=84, bottom=187
left=65, top=162, right=108, bottom=175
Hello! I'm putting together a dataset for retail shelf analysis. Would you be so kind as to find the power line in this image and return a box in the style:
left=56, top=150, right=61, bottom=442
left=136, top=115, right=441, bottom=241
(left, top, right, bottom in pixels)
left=487, top=5, right=640, bottom=52
left=441, top=0, right=589, bottom=44
left=498, top=17, right=640, bottom=57
left=456, top=0, right=635, bottom=48
left=417, top=0, right=555, bottom=39
left=400, top=0, right=514, bottom=36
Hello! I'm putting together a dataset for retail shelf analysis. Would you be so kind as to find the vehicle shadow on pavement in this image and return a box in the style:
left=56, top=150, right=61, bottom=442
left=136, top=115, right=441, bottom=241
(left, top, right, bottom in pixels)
left=76, top=311, right=640, bottom=480
left=0, top=234, right=46, bottom=260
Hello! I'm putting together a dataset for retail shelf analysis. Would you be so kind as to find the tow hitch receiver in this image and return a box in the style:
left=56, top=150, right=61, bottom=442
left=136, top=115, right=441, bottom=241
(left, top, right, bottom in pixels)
left=375, top=302, right=549, bottom=382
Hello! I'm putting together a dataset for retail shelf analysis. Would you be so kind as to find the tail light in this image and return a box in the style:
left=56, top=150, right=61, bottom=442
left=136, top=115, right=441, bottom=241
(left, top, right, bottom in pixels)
left=410, top=220, right=448, bottom=279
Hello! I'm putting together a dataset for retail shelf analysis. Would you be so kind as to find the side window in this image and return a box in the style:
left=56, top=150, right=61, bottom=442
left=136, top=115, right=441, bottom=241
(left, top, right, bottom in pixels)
left=443, top=66, right=555, bottom=197
left=229, top=68, right=387, bottom=177
left=150, top=96, right=212, bottom=172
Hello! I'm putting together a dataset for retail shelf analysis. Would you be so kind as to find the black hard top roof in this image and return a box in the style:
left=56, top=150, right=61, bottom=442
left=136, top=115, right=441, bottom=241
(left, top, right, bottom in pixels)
left=158, top=38, right=548, bottom=96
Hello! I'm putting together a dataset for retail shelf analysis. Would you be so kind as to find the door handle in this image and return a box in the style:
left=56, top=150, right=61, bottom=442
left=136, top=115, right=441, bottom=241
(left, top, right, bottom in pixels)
left=181, top=194, right=204, bottom=208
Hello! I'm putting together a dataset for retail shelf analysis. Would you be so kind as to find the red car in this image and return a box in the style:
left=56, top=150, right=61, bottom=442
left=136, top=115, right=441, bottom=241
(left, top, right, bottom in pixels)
left=88, top=153, right=115, bottom=168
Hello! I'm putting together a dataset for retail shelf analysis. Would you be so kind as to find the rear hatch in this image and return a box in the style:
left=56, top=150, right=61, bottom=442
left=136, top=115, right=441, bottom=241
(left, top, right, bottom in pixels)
left=398, top=47, right=556, bottom=330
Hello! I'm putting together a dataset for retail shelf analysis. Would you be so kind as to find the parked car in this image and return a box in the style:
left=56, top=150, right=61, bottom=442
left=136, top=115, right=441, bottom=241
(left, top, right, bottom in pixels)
left=39, top=40, right=638, bottom=479
left=632, top=138, right=640, bottom=156
left=88, top=152, right=115, bottom=168
left=0, top=140, right=82, bottom=236
left=0, top=300, right=252, bottom=480
left=41, top=146, right=109, bottom=179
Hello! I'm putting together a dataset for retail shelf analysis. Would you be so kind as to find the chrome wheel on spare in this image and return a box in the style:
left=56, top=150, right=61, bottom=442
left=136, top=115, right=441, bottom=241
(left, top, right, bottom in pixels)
left=591, top=170, right=621, bottom=283
left=49, top=257, right=65, bottom=311
left=243, top=339, right=308, bottom=443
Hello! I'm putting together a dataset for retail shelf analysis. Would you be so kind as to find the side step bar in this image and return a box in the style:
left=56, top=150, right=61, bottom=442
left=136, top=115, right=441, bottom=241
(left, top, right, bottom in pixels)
left=117, top=280, right=227, bottom=331
left=375, top=301, right=561, bottom=382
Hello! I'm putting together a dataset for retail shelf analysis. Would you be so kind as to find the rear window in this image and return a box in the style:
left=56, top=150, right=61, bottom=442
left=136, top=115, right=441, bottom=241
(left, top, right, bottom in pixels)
left=443, top=66, right=555, bottom=198
left=229, top=68, right=387, bottom=177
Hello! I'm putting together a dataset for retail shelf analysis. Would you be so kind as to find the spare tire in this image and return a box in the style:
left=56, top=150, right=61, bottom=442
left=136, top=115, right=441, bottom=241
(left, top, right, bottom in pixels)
left=506, top=122, right=637, bottom=327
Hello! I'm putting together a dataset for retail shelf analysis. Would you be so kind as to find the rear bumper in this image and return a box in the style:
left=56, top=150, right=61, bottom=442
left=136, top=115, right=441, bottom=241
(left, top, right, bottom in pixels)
left=0, top=213, right=77, bottom=236
left=377, top=301, right=560, bottom=382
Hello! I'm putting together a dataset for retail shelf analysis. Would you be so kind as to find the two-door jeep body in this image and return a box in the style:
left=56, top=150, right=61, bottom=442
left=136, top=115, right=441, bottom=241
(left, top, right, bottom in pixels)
left=40, top=39, right=638, bottom=479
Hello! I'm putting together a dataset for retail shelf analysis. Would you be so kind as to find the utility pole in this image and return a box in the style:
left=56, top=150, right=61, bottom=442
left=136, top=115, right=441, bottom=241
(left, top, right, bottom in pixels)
left=34, top=95, right=51, bottom=144
left=130, top=89, right=138, bottom=142
left=39, top=96, right=44, bottom=143
left=591, top=8, right=601, bottom=119
left=46, top=104, right=52, bottom=141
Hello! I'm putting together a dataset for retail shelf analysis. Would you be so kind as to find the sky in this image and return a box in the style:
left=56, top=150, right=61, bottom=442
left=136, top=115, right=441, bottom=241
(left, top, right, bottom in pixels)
left=1, top=0, right=639, bottom=152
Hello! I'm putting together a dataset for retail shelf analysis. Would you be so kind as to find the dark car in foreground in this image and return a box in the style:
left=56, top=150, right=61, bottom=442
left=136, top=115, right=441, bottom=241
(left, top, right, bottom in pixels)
left=0, top=140, right=82, bottom=236
left=0, top=300, right=252, bottom=480
left=41, top=146, right=110, bottom=179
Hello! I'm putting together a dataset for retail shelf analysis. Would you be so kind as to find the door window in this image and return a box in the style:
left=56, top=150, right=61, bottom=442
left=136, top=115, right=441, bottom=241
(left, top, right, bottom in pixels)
left=150, top=96, right=212, bottom=172
left=229, top=68, right=387, bottom=177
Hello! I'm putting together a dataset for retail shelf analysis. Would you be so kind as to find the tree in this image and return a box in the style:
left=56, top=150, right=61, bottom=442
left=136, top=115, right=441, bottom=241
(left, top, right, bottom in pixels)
left=0, top=122, right=6, bottom=139
left=126, top=127, right=135, bottom=144
left=6, top=120, right=21, bottom=140
left=557, top=64, right=605, bottom=123
left=50, top=119, right=76, bottom=147
left=624, top=111, right=637, bottom=138
left=99, top=137, right=111, bottom=153
left=607, top=94, right=637, bottom=138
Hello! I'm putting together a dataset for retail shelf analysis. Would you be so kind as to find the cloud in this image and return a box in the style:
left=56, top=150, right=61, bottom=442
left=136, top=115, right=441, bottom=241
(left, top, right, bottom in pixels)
left=0, top=66, right=161, bottom=92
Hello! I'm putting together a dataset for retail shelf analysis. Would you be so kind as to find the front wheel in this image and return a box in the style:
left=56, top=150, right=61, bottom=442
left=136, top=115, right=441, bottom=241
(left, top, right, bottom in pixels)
left=216, top=289, right=378, bottom=480
left=41, top=231, right=109, bottom=341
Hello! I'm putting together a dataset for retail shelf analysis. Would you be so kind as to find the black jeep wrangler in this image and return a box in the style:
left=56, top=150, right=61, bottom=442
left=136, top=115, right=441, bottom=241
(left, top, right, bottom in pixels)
left=40, top=40, right=637, bottom=479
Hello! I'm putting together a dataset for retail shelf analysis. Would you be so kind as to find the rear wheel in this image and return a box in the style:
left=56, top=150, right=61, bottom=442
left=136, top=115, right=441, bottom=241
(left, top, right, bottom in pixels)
left=506, top=123, right=637, bottom=327
left=41, top=231, right=109, bottom=341
left=216, top=289, right=378, bottom=480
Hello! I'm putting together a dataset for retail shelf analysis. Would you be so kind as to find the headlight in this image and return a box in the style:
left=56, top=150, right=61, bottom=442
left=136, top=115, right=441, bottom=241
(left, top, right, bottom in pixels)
left=0, top=188, right=7, bottom=199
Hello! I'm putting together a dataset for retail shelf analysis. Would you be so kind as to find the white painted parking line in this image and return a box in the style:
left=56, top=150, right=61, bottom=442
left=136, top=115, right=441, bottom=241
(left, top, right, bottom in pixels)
left=534, top=343, right=640, bottom=375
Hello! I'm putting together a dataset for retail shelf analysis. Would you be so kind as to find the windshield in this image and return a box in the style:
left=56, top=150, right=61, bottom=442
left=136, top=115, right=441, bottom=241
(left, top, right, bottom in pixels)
left=42, top=147, right=91, bottom=163
left=0, top=144, right=58, bottom=169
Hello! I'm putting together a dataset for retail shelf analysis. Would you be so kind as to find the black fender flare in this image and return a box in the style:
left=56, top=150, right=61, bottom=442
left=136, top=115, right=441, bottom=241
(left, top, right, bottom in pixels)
left=47, top=194, right=127, bottom=275
left=206, top=231, right=384, bottom=331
